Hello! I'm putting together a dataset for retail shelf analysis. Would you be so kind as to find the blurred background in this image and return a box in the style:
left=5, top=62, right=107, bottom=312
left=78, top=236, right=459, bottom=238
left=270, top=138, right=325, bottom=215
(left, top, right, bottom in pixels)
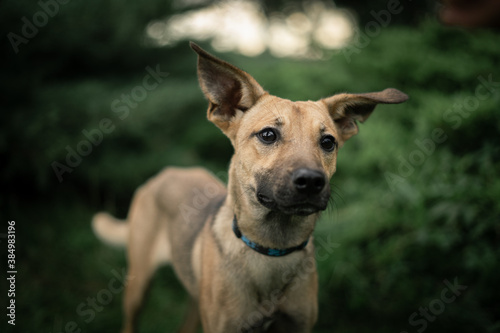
left=1, top=0, right=499, bottom=332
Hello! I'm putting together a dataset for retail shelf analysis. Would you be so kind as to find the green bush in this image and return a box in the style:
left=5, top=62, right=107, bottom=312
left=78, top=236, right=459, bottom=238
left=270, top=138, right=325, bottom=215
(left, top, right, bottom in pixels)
left=3, top=2, right=499, bottom=330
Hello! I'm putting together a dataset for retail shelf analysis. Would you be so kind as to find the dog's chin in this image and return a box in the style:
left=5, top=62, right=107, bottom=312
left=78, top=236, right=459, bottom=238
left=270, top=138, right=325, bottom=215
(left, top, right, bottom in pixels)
left=257, top=194, right=326, bottom=216
left=282, top=204, right=323, bottom=216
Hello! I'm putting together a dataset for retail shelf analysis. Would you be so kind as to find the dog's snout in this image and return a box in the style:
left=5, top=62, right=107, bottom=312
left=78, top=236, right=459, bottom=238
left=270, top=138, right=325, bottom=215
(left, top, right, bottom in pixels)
left=292, top=169, right=326, bottom=195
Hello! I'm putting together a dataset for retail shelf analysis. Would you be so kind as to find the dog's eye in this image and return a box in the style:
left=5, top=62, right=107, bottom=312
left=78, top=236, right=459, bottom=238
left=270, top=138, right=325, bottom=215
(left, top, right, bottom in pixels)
left=258, top=128, right=279, bottom=144
left=320, top=135, right=336, bottom=152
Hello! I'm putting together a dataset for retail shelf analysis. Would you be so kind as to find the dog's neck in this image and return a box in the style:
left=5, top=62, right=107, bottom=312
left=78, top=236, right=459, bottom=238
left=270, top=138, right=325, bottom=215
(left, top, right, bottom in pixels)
left=232, top=215, right=310, bottom=256
left=225, top=159, right=317, bottom=250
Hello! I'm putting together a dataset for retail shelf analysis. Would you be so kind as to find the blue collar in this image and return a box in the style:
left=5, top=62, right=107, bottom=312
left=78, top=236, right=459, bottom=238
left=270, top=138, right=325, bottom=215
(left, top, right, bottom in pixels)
left=232, top=216, right=309, bottom=257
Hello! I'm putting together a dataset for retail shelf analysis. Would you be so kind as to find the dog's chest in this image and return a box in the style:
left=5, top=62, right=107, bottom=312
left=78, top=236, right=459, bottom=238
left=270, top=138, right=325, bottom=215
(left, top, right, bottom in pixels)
left=246, top=253, right=303, bottom=297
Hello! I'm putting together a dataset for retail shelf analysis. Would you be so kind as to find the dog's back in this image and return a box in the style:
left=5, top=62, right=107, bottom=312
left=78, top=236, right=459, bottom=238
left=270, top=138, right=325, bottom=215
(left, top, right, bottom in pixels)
left=92, top=167, right=226, bottom=329
left=152, top=167, right=227, bottom=295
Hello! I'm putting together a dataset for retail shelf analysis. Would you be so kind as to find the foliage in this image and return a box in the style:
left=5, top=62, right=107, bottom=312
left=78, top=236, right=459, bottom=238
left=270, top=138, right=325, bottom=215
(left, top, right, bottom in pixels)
left=2, top=1, right=499, bottom=332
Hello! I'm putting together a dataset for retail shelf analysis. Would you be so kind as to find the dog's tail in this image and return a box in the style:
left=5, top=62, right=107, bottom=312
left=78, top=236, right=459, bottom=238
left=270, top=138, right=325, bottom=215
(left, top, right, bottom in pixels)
left=92, top=212, right=129, bottom=247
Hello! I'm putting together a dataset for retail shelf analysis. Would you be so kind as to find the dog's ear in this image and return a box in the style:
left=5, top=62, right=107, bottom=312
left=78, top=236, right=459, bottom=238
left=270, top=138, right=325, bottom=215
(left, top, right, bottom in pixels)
left=321, top=88, right=408, bottom=143
left=190, top=42, right=266, bottom=132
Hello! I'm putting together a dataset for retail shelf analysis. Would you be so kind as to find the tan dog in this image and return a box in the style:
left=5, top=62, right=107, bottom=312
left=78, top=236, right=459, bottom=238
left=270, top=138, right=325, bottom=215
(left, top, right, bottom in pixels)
left=92, top=42, right=408, bottom=333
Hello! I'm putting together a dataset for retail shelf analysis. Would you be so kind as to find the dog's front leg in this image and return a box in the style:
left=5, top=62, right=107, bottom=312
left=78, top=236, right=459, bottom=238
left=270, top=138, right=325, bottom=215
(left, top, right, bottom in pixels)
left=197, top=238, right=230, bottom=332
left=196, top=225, right=249, bottom=332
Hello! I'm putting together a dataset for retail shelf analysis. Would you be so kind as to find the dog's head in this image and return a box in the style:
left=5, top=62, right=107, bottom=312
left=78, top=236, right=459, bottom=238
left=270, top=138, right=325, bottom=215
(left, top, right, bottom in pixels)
left=191, top=42, right=408, bottom=218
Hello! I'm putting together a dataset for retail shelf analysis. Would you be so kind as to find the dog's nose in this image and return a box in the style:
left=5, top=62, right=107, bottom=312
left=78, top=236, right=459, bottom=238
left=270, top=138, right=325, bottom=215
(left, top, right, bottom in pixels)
left=292, top=168, right=326, bottom=195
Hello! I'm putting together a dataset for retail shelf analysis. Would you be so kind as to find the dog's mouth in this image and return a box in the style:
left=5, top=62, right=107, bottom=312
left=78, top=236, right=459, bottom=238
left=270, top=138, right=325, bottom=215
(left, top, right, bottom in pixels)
left=257, top=193, right=327, bottom=216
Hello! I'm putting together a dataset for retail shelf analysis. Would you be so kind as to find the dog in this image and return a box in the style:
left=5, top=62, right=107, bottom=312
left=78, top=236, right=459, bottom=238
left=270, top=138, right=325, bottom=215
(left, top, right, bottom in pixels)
left=92, top=42, right=408, bottom=333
